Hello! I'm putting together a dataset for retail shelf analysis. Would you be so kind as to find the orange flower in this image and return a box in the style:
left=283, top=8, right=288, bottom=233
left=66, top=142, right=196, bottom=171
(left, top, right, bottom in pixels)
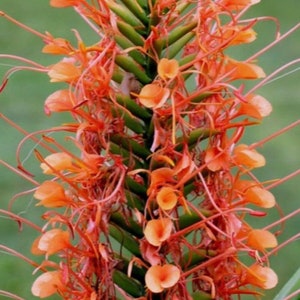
left=138, top=84, right=170, bottom=109
left=220, top=0, right=260, bottom=11
left=156, top=187, right=178, bottom=210
left=32, top=229, right=71, bottom=256
left=224, top=57, right=265, bottom=80
left=148, top=168, right=175, bottom=195
left=247, top=229, right=278, bottom=252
left=40, top=152, right=73, bottom=174
left=157, top=58, right=179, bottom=80
left=244, top=186, right=276, bottom=208
left=239, top=94, right=272, bottom=119
left=145, top=264, right=180, bottom=293
left=48, top=61, right=80, bottom=83
left=31, top=271, right=65, bottom=298
left=42, top=38, right=72, bottom=55
left=245, top=264, right=278, bottom=290
left=233, top=144, right=265, bottom=168
left=50, top=0, right=80, bottom=7
left=223, top=26, right=256, bottom=45
left=44, top=89, right=76, bottom=114
left=33, top=181, right=70, bottom=208
left=144, top=218, right=173, bottom=247
left=204, top=146, right=230, bottom=171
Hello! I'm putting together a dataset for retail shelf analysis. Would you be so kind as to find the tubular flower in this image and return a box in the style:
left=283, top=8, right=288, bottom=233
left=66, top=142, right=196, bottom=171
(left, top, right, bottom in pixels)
left=247, top=229, right=278, bottom=252
left=33, top=181, right=70, bottom=208
left=233, top=144, right=266, bottom=168
left=144, top=218, right=173, bottom=247
left=44, top=89, right=76, bottom=114
left=48, top=61, right=80, bottom=83
left=138, top=84, right=170, bottom=109
left=31, top=228, right=71, bottom=256
left=244, top=186, right=276, bottom=208
left=245, top=265, right=278, bottom=290
left=145, top=264, right=180, bottom=293
left=31, top=271, right=65, bottom=298
left=157, top=58, right=179, bottom=80
left=40, top=152, right=73, bottom=174
left=156, top=187, right=178, bottom=210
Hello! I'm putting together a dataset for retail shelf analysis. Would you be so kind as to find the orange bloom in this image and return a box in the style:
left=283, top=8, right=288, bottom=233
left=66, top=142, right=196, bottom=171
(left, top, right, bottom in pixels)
left=42, top=38, right=72, bottom=55
left=245, top=264, right=278, bottom=290
left=220, top=0, right=260, bottom=11
left=247, top=229, right=278, bottom=252
left=148, top=168, right=175, bottom=195
left=44, top=89, right=76, bottom=114
left=32, top=229, right=71, bottom=256
left=138, top=84, right=170, bottom=109
left=204, top=146, right=230, bottom=171
left=50, top=0, right=80, bottom=7
left=144, top=218, right=173, bottom=247
left=156, top=187, right=178, bottom=210
left=33, top=181, right=70, bottom=208
left=244, top=186, right=276, bottom=208
left=223, top=26, right=256, bottom=45
left=48, top=61, right=80, bottom=83
left=239, top=94, right=272, bottom=119
left=157, top=58, right=179, bottom=80
left=145, top=264, right=180, bottom=293
left=233, top=144, right=265, bottom=168
left=31, top=271, right=65, bottom=298
left=40, top=152, right=73, bottom=174
left=224, top=57, right=265, bottom=80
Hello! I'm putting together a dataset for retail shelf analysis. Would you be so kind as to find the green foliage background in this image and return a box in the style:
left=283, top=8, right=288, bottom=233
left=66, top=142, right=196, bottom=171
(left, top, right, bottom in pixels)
left=0, top=1, right=299, bottom=299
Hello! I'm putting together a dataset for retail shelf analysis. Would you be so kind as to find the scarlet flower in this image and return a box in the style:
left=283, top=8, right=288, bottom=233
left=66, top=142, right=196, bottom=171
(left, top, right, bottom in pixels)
left=31, top=228, right=71, bottom=256
left=233, top=144, right=265, bottom=168
left=48, top=61, right=80, bottom=83
left=31, top=271, right=65, bottom=298
left=40, top=152, right=73, bottom=174
left=44, top=89, right=76, bottom=114
left=138, top=84, right=170, bottom=109
left=33, top=180, right=70, bottom=208
left=156, top=187, right=178, bottom=210
left=144, top=218, right=173, bottom=247
left=157, top=58, right=179, bottom=80
left=145, top=264, right=180, bottom=293
left=247, top=229, right=278, bottom=252
left=245, top=264, right=278, bottom=290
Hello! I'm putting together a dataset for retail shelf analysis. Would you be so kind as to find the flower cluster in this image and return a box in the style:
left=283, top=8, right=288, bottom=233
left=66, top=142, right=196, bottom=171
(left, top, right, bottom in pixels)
left=1, top=0, right=300, bottom=299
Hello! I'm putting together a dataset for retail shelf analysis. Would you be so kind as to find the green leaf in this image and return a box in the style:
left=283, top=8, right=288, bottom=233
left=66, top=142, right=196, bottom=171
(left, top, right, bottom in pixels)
left=113, top=270, right=145, bottom=297
left=114, top=34, right=146, bottom=66
left=110, top=134, right=151, bottom=160
left=120, top=0, right=149, bottom=25
left=115, top=54, right=152, bottom=84
left=116, top=94, right=152, bottom=120
left=109, top=224, right=141, bottom=257
left=274, top=267, right=300, bottom=300
left=191, top=291, right=213, bottom=300
left=117, top=20, right=145, bottom=47
left=107, top=0, right=145, bottom=30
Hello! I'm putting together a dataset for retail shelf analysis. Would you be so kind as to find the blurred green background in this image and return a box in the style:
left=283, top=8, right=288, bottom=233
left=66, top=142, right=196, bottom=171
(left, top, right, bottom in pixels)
left=0, top=1, right=299, bottom=299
